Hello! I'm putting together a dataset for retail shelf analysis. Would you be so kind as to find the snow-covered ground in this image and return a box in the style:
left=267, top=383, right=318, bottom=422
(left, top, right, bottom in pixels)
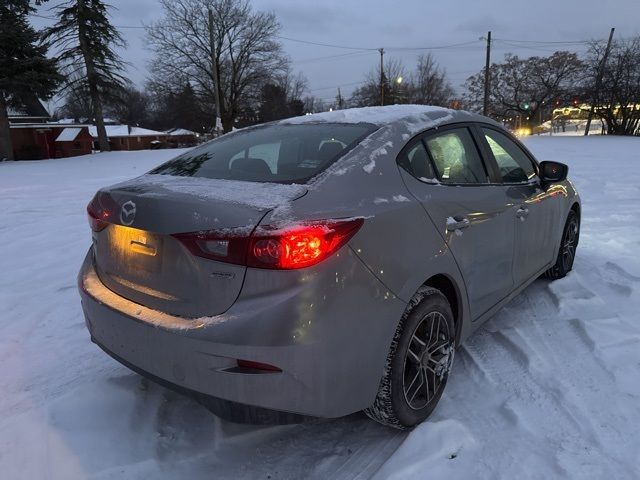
left=1, top=137, right=639, bottom=479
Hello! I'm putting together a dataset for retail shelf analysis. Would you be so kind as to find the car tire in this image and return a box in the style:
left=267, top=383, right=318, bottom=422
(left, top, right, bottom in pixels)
left=364, top=287, right=455, bottom=430
left=545, top=210, right=579, bottom=280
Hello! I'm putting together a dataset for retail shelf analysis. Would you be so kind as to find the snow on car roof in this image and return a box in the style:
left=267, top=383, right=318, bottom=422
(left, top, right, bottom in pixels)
left=279, top=104, right=483, bottom=130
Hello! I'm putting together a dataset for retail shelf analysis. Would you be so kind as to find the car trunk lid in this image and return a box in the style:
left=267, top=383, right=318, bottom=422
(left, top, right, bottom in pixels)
left=91, top=174, right=307, bottom=317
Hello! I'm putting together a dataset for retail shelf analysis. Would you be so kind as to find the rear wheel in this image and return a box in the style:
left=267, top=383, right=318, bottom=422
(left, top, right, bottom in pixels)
left=545, top=210, right=579, bottom=280
left=364, top=287, right=455, bottom=429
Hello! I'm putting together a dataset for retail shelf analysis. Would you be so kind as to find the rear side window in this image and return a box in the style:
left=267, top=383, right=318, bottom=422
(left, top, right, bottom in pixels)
left=425, top=129, right=488, bottom=184
left=398, top=141, right=436, bottom=181
left=482, top=128, right=537, bottom=183
left=150, top=123, right=377, bottom=184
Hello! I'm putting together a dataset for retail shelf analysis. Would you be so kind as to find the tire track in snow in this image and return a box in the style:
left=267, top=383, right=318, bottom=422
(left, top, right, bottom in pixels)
left=458, top=273, right=638, bottom=478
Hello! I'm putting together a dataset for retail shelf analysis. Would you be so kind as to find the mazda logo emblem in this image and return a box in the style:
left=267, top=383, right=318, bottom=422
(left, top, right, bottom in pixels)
left=120, top=200, right=137, bottom=226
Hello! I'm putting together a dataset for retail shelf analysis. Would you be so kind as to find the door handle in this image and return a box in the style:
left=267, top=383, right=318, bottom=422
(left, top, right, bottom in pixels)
left=516, top=206, right=529, bottom=219
left=447, top=216, right=470, bottom=231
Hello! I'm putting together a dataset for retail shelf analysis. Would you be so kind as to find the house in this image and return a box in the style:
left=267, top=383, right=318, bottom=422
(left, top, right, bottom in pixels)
left=7, top=98, right=50, bottom=124
left=7, top=98, right=93, bottom=160
left=9, top=123, right=93, bottom=160
left=54, top=127, right=94, bottom=157
left=165, top=128, right=199, bottom=147
left=88, top=125, right=169, bottom=151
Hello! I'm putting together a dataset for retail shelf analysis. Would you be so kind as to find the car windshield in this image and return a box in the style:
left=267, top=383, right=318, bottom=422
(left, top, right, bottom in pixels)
left=150, top=123, right=377, bottom=184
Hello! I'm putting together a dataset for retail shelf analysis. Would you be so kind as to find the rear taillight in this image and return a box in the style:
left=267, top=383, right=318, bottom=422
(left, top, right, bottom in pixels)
left=173, top=218, right=364, bottom=270
left=248, top=219, right=364, bottom=269
left=172, top=229, right=250, bottom=266
left=87, top=198, right=110, bottom=232
left=236, top=359, right=282, bottom=372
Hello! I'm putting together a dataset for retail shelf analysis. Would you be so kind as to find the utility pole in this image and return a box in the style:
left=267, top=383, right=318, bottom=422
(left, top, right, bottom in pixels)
left=208, top=7, right=223, bottom=135
left=379, top=48, right=385, bottom=106
left=337, top=87, right=344, bottom=109
left=584, top=27, right=615, bottom=136
left=483, top=31, right=492, bottom=117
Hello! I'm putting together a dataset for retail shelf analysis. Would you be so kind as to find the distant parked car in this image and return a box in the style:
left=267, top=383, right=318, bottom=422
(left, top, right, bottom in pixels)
left=79, top=105, right=580, bottom=429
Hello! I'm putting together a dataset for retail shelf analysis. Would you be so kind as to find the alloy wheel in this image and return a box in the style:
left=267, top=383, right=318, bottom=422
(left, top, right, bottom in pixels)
left=562, top=217, right=579, bottom=271
left=402, top=311, right=455, bottom=410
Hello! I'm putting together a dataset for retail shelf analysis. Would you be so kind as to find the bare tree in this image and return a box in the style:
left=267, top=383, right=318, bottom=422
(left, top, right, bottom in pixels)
left=146, top=0, right=288, bottom=132
left=350, top=59, right=407, bottom=107
left=277, top=66, right=308, bottom=103
left=409, top=53, right=454, bottom=106
left=463, top=52, right=582, bottom=124
left=303, top=96, right=325, bottom=114
left=106, top=85, right=152, bottom=127
left=56, top=79, right=93, bottom=121
left=583, top=37, right=640, bottom=135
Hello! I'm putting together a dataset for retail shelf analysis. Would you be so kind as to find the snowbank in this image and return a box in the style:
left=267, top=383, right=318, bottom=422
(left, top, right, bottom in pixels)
left=1, top=138, right=640, bottom=479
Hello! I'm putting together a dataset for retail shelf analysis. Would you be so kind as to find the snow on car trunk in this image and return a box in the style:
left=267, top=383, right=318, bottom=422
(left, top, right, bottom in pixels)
left=91, top=174, right=306, bottom=317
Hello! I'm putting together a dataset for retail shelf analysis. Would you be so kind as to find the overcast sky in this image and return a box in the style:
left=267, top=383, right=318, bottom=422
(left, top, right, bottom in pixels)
left=32, top=0, right=640, bottom=106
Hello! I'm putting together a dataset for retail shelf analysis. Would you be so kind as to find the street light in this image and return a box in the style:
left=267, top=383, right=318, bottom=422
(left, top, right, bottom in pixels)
left=396, top=76, right=403, bottom=84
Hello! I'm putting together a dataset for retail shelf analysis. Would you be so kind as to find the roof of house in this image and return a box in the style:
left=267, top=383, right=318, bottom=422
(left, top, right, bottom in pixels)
left=166, top=128, right=198, bottom=136
left=88, top=125, right=165, bottom=138
left=7, top=98, right=50, bottom=119
left=55, top=128, right=82, bottom=142
left=51, top=118, right=81, bottom=125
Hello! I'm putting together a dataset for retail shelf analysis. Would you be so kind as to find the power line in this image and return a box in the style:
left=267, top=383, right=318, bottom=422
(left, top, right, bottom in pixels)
left=308, top=81, right=364, bottom=92
left=29, top=14, right=610, bottom=49
left=113, top=24, right=145, bottom=29
left=29, top=11, right=612, bottom=47
left=492, top=37, right=596, bottom=45
left=293, top=51, right=375, bottom=65
left=385, top=40, right=483, bottom=51
left=32, top=13, right=145, bottom=29
left=277, top=35, right=375, bottom=51
left=493, top=40, right=592, bottom=53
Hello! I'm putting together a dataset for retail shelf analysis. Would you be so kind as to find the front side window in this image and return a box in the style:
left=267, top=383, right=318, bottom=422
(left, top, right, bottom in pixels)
left=425, top=129, right=488, bottom=184
left=150, top=123, right=377, bottom=184
left=483, top=128, right=537, bottom=183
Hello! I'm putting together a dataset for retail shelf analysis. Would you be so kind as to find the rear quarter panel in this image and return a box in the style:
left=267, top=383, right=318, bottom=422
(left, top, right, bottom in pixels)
left=261, top=124, right=473, bottom=343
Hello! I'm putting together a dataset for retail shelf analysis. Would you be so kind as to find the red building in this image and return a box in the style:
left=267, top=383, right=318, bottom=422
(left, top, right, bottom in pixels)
left=88, top=125, right=169, bottom=151
left=54, top=127, right=94, bottom=158
left=165, top=128, right=199, bottom=147
left=9, top=123, right=93, bottom=160
left=7, top=99, right=93, bottom=160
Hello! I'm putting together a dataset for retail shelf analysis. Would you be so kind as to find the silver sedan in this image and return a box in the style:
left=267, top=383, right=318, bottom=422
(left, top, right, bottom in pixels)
left=79, top=105, right=580, bottom=429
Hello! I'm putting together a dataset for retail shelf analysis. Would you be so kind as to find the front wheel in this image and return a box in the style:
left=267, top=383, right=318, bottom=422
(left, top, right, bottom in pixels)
left=545, top=210, right=579, bottom=280
left=364, top=287, right=455, bottom=429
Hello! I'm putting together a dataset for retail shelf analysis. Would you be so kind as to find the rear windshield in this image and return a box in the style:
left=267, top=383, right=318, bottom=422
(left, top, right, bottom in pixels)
left=150, top=123, right=377, bottom=183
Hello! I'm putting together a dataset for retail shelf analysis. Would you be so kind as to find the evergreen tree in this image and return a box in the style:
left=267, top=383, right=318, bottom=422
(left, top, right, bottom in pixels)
left=0, top=1, right=60, bottom=160
left=258, top=83, right=290, bottom=123
left=44, top=0, right=127, bottom=151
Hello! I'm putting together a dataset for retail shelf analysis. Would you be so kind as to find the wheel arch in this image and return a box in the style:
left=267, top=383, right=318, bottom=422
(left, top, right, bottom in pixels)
left=570, top=201, right=580, bottom=223
left=422, top=273, right=463, bottom=345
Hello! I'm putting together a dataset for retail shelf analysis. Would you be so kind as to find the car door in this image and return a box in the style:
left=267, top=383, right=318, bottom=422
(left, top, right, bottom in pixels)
left=478, top=126, right=560, bottom=288
left=398, top=125, right=515, bottom=321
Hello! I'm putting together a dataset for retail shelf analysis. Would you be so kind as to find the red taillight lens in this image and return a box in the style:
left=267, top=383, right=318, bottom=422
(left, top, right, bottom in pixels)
left=87, top=200, right=110, bottom=232
left=248, top=218, right=364, bottom=269
left=236, top=359, right=282, bottom=372
left=173, top=218, right=364, bottom=270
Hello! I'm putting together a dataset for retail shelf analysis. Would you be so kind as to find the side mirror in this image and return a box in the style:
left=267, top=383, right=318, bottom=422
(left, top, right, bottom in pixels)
left=539, top=161, right=568, bottom=185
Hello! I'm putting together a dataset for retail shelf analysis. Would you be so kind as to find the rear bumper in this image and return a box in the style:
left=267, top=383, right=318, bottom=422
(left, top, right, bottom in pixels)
left=79, top=247, right=406, bottom=418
